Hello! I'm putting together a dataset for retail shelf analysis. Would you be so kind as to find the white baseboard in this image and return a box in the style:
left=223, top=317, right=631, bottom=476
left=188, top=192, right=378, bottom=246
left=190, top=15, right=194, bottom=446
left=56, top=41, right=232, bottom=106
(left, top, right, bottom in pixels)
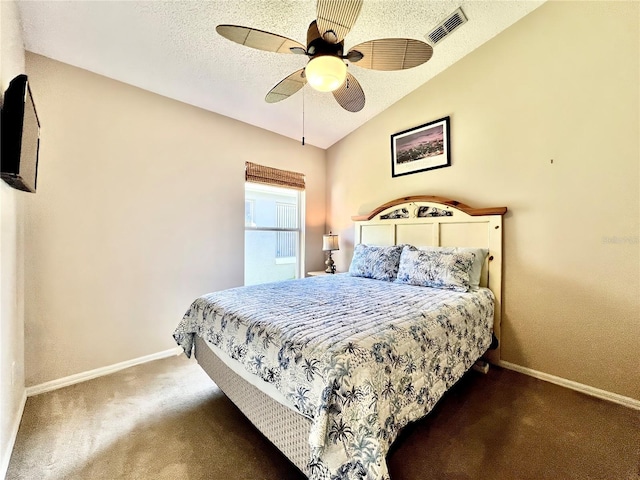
left=1, top=389, right=27, bottom=479
left=498, top=360, right=640, bottom=411
left=26, top=347, right=184, bottom=397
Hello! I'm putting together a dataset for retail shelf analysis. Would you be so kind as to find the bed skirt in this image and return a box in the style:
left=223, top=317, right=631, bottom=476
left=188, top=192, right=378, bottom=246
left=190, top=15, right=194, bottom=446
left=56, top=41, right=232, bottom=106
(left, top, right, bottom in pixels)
left=194, top=335, right=312, bottom=476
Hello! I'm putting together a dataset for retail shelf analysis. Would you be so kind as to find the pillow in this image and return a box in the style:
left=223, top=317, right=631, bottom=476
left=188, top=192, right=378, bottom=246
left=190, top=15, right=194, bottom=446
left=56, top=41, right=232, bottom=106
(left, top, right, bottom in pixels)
left=348, top=244, right=404, bottom=281
left=417, top=246, right=488, bottom=290
left=395, top=246, right=476, bottom=292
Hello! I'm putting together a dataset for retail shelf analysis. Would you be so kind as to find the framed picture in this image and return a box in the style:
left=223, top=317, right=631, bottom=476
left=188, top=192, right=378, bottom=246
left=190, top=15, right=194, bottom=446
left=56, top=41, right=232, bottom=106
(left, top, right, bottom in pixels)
left=390, top=116, right=451, bottom=177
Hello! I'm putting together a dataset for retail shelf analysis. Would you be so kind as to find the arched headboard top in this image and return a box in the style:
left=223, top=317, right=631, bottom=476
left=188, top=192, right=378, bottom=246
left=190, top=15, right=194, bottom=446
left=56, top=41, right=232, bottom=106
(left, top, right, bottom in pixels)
left=351, top=195, right=507, bottom=221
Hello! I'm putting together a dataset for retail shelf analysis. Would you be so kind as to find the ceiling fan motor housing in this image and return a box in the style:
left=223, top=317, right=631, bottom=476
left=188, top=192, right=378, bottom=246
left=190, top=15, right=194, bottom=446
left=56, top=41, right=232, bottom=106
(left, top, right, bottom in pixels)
left=306, top=20, right=344, bottom=58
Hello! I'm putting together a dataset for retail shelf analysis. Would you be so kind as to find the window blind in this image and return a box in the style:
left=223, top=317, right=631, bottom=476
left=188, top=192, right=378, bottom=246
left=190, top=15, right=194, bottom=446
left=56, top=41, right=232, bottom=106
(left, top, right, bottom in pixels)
left=245, top=161, right=305, bottom=190
left=276, top=202, right=298, bottom=258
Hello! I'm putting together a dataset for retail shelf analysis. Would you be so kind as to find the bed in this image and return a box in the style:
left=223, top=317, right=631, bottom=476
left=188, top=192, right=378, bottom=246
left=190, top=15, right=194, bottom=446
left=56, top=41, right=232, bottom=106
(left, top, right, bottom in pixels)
left=173, top=196, right=507, bottom=480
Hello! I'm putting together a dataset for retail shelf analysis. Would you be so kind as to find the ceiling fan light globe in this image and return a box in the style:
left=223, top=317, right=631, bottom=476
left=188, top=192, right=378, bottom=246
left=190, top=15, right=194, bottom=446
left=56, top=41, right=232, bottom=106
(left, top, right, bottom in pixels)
left=306, top=56, right=347, bottom=92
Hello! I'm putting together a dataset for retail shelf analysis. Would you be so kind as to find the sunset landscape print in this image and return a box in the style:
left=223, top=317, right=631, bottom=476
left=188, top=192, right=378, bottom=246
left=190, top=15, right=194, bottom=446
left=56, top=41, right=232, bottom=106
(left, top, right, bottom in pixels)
left=396, top=124, right=444, bottom=164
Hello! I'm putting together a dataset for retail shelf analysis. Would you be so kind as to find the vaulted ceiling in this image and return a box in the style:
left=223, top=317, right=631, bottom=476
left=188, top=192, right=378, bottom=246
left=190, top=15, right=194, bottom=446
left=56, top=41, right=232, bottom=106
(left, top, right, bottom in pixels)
left=17, top=0, right=544, bottom=148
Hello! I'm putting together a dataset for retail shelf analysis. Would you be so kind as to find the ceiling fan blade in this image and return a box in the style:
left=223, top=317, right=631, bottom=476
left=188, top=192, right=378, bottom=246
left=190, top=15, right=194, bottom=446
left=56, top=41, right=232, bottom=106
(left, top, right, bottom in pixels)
left=316, top=0, right=363, bottom=44
left=347, top=39, right=433, bottom=71
left=344, top=50, right=363, bottom=62
left=216, top=25, right=305, bottom=54
left=332, top=72, right=365, bottom=112
left=265, top=69, right=307, bottom=103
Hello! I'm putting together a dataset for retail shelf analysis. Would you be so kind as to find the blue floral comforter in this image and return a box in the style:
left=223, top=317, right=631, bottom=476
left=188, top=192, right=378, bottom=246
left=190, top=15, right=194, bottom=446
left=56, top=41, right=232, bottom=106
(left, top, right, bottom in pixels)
left=173, top=274, right=494, bottom=480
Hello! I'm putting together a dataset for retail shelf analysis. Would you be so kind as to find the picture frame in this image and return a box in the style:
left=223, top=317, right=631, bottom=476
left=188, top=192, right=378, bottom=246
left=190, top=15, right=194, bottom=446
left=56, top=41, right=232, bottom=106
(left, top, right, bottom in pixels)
left=390, top=116, right=451, bottom=177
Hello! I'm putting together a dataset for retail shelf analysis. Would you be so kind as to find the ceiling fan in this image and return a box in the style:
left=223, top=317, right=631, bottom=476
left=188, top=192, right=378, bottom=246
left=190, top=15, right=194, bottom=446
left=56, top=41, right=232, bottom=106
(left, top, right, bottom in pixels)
left=216, top=0, right=434, bottom=113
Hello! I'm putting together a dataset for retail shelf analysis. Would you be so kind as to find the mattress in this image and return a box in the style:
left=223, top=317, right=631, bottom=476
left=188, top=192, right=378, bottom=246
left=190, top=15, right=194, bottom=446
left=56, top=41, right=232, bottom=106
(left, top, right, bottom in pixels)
left=174, top=274, right=494, bottom=480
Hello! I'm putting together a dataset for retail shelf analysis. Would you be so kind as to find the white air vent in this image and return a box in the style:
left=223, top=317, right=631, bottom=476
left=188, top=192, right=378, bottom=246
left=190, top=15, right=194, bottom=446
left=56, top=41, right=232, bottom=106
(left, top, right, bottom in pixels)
left=426, top=7, right=467, bottom=45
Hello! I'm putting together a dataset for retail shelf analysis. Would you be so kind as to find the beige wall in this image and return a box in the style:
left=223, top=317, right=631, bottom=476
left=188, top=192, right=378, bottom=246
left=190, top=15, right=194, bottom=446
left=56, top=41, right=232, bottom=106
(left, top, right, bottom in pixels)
left=327, top=1, right=639, bottom=400
left=0, top=0, right=26, bottom=473
left=23, top=53, right=326, bottom=386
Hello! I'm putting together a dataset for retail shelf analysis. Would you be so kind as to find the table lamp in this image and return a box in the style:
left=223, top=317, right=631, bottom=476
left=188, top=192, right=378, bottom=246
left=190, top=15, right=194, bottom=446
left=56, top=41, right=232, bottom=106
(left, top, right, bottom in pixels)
left=322, top=232, right=339, bottom=274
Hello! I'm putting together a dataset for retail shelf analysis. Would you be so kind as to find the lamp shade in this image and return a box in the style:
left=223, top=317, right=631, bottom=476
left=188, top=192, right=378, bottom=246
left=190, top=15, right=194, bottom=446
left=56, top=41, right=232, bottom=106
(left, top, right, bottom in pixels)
left=322, top=233, right=339, bottom=251
left=305, top=56, right=347, bottom=92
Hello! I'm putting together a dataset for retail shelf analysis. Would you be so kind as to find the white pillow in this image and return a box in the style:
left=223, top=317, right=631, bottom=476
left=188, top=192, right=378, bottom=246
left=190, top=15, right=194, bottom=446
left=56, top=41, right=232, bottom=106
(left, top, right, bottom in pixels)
left=417, top=246, right=488, bottom=290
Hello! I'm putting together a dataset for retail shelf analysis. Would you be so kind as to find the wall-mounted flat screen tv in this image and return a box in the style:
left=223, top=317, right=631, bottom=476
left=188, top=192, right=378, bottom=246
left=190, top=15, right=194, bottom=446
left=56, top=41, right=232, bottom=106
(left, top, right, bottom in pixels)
left=1, top=74, right=41, bottom=193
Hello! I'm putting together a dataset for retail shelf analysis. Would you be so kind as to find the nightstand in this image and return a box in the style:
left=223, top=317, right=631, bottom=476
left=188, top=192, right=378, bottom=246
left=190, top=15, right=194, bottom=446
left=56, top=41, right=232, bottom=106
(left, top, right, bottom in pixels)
left=307, top=271, right=341, bottom=276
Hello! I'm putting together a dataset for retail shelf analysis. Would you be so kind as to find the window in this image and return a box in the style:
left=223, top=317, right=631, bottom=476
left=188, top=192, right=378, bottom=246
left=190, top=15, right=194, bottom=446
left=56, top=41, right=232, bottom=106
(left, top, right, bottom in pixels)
left=244, top=183, right=305, bottom=286
left=244, top=162, right=305, bottom=286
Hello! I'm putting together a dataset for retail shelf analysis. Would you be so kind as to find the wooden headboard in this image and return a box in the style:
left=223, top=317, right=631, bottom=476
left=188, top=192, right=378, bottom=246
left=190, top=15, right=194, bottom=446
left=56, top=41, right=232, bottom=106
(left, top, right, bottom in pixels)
left=352, top=195, right=507, bottom=364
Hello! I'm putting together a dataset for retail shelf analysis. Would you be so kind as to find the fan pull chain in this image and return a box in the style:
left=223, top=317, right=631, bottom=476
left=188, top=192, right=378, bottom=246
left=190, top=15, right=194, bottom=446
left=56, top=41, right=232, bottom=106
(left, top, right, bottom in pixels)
left=302, top=87, right=305, bottom=146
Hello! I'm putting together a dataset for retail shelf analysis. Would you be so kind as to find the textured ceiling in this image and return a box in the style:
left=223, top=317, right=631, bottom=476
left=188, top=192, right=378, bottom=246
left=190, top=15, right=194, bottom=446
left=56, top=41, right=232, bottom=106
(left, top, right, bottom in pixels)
left=17, top=0, right=544, bottom=149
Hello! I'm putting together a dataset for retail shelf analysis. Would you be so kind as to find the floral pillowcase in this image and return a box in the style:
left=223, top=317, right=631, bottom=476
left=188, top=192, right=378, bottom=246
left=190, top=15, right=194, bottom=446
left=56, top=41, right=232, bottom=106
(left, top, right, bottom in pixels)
left=395, top=245, right=476, bottom=292
left=348, top=244, right=405, bottom=281
left=417, top=246, right=488, bottom=290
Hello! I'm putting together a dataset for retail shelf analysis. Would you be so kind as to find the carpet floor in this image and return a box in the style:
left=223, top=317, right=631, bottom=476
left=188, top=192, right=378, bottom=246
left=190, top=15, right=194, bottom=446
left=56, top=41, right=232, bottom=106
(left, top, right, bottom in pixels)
left=6, top=354, right=640, bottom=480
